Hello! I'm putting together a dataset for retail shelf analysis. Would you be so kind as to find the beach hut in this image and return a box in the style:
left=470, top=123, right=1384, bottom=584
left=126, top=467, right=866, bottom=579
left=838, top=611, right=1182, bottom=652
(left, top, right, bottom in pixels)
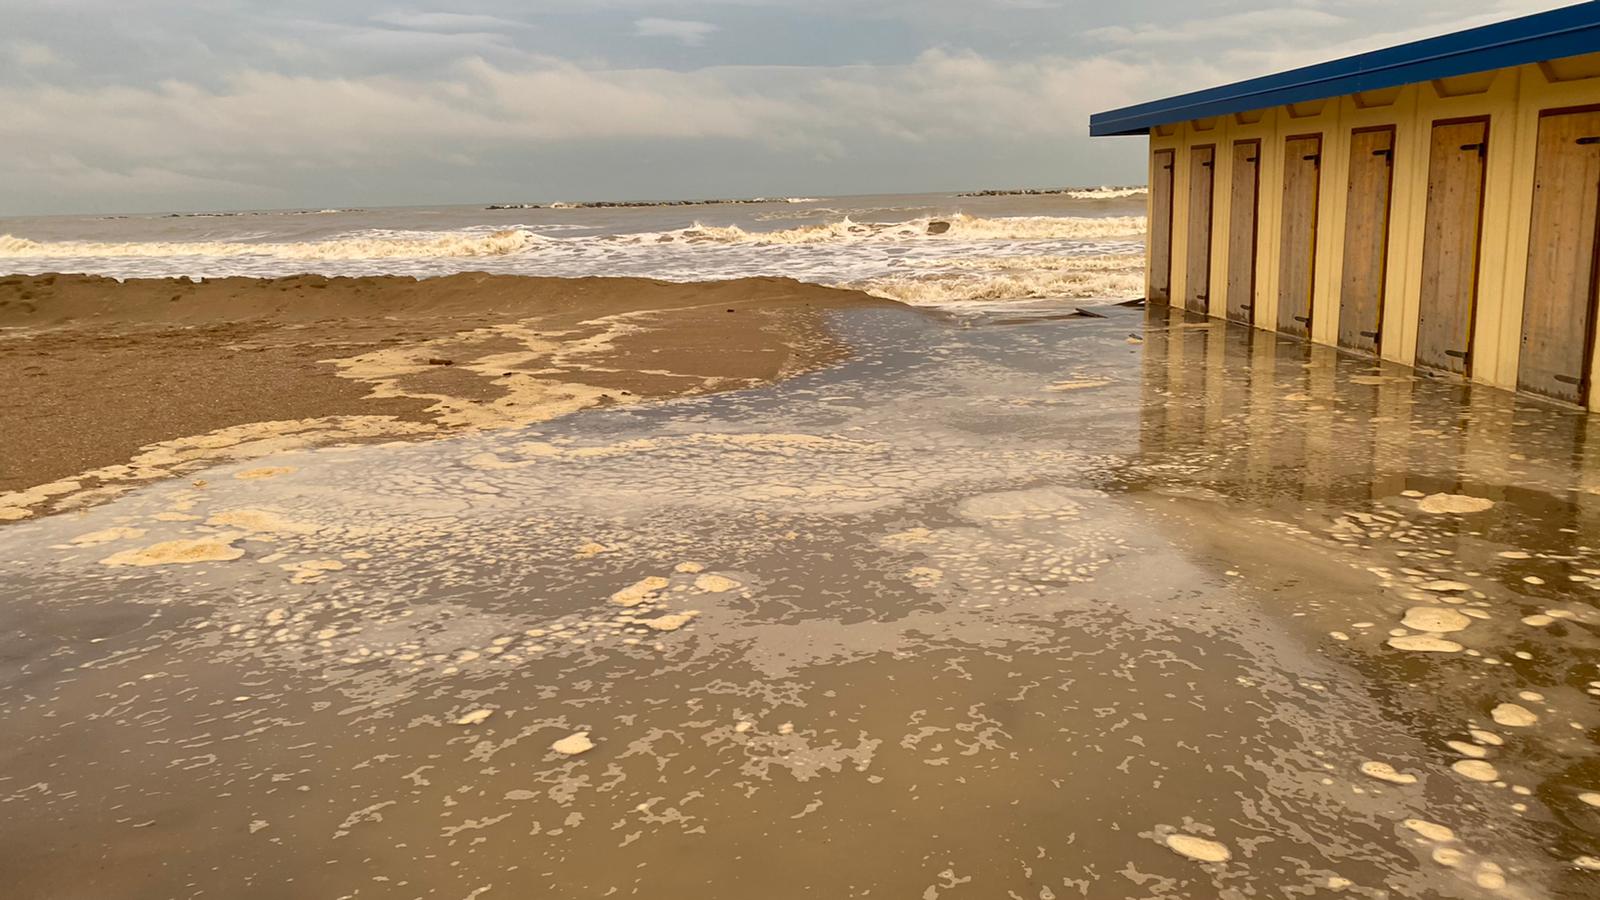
left=1091, top=4, right=1600, bottom=408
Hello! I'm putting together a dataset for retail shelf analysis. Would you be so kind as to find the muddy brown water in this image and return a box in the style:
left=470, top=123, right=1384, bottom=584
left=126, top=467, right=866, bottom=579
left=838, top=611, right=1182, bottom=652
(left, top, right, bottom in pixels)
left=1, top=305, right=1597, bottom=899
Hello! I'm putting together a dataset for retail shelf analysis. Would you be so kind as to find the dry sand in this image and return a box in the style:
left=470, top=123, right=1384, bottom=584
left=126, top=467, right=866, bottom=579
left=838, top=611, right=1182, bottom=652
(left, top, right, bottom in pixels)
left=0, top=272, right=894, bottom=520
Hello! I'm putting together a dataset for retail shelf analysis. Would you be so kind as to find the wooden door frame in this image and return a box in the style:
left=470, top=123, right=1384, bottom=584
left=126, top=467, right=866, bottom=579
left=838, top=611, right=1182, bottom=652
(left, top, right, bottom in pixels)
left=1527, top=103, right=1600, bottom=404
left=1188, top=143, right=1218, bottom=313
left=1281, top=132, right=1324, bottom=336
left=1152, top=148, right=1176, bottom=303
left=1231, top=138, right=1262, bottom=325
left=1424, top=115, right=1491, bottom=376
left=1344, top=124, right=1398, bottom=354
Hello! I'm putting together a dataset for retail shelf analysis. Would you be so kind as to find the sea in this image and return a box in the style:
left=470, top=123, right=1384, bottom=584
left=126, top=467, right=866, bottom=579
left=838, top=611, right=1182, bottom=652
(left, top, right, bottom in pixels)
left=0, top=188, right=1147, bottom=311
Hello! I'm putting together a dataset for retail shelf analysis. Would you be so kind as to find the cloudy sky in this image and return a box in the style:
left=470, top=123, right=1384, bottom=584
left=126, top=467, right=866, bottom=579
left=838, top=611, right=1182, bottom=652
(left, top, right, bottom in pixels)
left=0, top=0, right=1574, bottom=215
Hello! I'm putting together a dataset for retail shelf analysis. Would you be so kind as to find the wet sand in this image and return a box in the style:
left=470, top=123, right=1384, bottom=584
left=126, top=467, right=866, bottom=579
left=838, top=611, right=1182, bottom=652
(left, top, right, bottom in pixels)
left=2, top=303, right=1599, bottom=899
left=0, top=272, right=894, bottom=519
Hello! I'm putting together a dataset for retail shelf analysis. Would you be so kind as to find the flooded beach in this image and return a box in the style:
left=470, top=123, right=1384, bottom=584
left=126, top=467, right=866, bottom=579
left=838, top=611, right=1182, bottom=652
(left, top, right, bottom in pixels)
left=3, top=304, right=1596, bottom=899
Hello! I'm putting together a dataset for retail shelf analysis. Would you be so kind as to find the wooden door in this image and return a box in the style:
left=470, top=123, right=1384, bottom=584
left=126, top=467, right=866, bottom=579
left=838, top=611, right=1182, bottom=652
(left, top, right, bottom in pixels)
left=1185, top=146, right=1216, bottom=314
left=1277, top=135, right=1323, bottom=337
left=1519, top=108, right=1600, bottom=404
left=1226, top=140, right=1260, bottom=324
left=1150, top=149, right=1175, bottom=303
left=1416, top=119, right=1490, bottom=375
left=1338, top=127, right=1397, bottom=354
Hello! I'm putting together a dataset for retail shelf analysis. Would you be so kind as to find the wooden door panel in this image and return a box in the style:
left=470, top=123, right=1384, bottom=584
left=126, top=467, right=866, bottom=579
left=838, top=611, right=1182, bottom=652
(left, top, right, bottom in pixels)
left=1416, top=120, right=1489, bottom=375
left=1150, top=150, right=1175, bottom=303
left=1338, top=128, right=1396, bottom=353
left=1185, top=146, right=1215, bottom=314
left=1277, top=135, right=1323, bottom=337
left=1226, top=141, right=1259, bottom=324
left=1519, top=109, right=1600, bottom=404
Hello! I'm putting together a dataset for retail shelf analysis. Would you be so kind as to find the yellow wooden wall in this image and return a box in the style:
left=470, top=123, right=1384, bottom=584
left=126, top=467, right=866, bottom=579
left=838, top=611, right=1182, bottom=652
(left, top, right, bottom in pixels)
left=1145, top=53, right=1600, bottom=409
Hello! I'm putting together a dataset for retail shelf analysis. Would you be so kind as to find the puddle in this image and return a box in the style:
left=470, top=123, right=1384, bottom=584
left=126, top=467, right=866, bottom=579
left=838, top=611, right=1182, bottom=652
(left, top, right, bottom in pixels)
left=0, top=305, right=1596, bottom=898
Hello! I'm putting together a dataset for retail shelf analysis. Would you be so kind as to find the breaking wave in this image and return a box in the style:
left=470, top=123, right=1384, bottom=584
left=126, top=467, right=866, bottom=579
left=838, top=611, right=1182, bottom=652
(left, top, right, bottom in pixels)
left=1064, top=186, right=1147, bottom=200
left=0, top=228, right=545, bottom=260
left=670, top=214, right=1145, bottom=246
left=848, top=253, right=1145, bottom=305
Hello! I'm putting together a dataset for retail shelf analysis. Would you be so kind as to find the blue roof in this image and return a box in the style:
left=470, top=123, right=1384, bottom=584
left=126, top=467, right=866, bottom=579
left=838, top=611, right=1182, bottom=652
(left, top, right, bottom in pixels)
left=1090, top=3, right=1600, bottom=136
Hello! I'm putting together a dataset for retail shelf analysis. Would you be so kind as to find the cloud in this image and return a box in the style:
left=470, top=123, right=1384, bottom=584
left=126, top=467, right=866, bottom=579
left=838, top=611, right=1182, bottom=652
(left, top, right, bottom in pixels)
left=370, top=10, right=530, bottom=33
left=1084, top=9, right=1350, bottom=47
left=633, top=17, right=720, bottom=46
left=8, top=41, right=64, bottom=69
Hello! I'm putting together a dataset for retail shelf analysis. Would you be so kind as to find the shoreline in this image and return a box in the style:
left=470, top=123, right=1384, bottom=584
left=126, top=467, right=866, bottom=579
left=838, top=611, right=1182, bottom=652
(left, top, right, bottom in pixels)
left=0, top=272, right=900, bottom=522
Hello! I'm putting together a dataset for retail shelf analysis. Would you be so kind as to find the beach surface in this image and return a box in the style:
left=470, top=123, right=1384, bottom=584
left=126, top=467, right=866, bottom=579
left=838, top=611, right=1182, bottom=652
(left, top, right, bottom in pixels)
left=2, top=301, right=1599, bottom=899
left=0, top=272, right=894, bottom=519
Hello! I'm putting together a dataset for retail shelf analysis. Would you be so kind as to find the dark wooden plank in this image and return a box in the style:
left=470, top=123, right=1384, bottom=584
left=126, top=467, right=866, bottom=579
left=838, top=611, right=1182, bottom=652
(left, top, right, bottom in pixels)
left=1519, top=108, right=1600, bottom=403
left=1277, top=135, right=1322, bottom=337
left=1186, top=146, right=1216, bottom=314
left=1150, top=150, right=1175, bottom=303
left=1226, top=140, right=1260, bottom=324
left=1338, top=127, right=1397, bottom=353
left=1416, top=119, right=1489, bottom=375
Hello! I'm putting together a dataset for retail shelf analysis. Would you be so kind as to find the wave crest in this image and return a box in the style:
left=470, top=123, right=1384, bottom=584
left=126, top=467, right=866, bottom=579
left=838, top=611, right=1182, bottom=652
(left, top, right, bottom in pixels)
left=0, top=229, right=545, bottom=260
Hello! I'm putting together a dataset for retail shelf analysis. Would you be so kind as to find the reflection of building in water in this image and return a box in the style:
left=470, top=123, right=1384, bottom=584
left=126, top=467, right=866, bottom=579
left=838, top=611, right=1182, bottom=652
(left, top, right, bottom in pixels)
left=1094, top=6, right=1600, bottom=410
left=1134, top=306, right=1600, bottom=544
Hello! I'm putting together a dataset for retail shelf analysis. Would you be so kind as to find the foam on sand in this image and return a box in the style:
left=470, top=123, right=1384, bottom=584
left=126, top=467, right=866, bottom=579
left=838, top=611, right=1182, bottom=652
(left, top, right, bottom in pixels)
left=1165, top=834, right=1231, bottom=862
left=1416, top=493, right=1495, bottom=514
left=551, top=732, right=594, bottom=756
left=1360, top=761, right=1418, bottom=784
left=100, top=534, right=245, bottom=566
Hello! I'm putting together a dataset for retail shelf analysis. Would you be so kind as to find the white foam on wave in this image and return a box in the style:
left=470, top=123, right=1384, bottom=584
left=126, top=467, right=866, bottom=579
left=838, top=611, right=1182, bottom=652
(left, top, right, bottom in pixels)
left=0, top=211, right=1149, bottom=308
left=847, top=252, right=1145, bottom=305
left=667, top=214, right=1145, bottom=246
left=1064, top=186, right=1147, bottom=200
left=0, top=228, right=545, bottom=260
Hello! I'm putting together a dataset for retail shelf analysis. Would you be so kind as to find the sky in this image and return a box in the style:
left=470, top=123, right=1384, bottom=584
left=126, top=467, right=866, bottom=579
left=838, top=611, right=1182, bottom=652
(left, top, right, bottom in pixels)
left=0, top=0, right=1578, bottom=215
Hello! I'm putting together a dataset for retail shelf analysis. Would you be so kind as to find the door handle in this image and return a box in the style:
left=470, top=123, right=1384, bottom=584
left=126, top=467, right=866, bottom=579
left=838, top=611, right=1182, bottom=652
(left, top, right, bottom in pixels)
left=1293, top=315, right=1312, bottom=324
left=1360, top=330, right=1380, bottom=338
left=1444, top=349, right=1470, bottom=359
left=1244, top=156, right=1258, bottom=162
left=1555, top=374, right=1582, bottom=385
left=1577, top=137, right=1600, bottom=146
